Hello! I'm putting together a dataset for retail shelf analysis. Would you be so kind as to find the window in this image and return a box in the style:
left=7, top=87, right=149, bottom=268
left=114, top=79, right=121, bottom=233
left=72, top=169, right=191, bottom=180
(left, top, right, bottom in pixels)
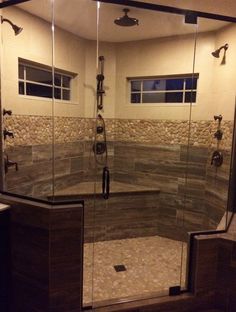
left=18, top=59, right=75, bottom=101
left=129, top=74, right=199, bottom=104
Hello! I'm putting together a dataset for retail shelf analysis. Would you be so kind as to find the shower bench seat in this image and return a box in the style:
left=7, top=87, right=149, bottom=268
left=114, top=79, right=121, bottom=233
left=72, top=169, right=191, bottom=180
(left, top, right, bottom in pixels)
left=54, top=181, right=160, bottom=198
left=53, top=181, right=161, bottom=242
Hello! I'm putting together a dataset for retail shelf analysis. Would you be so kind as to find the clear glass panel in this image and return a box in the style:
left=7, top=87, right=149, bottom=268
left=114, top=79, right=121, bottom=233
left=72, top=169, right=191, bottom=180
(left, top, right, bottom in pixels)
left=26, top=66, right=52, bottom=85
left=18, top=64, right=24, bottom=79
left=131, top=80, right=141, bottom=92
left=26, top=83, right=52, bottom=98
left=142, top=92, right=183, bottom=103
left=62, top=75, right=70, bottom=88
left=18, top=81, right=24, bottom=94
left=166, top=79, right=184, bottom=90
left=54, top=73, right=61, bottom=86
left=1, top=0, right=54, bottom=199
left=52, top=0, right=98, bottom=307
left=186, top=77, right=197, bottom=89
left=131, top=93, right=141, bottom=103
left=184, top=91, right=196, bottom=102
left=188, top=16, right=234, bottom=233
left=62, top=89, right=70, bottom=101
left=94, top=2, right=198, bottom=305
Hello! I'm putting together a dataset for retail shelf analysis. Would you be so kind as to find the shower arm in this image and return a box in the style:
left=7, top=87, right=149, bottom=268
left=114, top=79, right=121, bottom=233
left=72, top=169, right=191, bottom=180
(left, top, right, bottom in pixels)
left=1, top=17, right=14, bottom=28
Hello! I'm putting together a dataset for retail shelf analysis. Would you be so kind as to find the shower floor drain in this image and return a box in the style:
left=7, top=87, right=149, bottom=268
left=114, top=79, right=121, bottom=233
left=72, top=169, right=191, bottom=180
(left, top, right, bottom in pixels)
left=114, top=264, right=127, bottom=272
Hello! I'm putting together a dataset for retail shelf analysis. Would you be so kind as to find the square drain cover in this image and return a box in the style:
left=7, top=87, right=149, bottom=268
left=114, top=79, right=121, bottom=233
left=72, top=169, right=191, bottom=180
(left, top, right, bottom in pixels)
left=114, top=264, right=127, bottom=272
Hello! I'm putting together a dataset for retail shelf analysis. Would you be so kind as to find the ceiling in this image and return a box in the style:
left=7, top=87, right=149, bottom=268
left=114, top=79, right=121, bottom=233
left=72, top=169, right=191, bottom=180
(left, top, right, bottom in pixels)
left=16, top=0, right=232, bottom=42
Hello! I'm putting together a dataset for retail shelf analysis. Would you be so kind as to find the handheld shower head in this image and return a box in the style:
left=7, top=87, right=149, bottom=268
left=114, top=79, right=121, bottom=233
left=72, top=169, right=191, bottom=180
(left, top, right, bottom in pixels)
left=1, top=16, right=23, bottom=36
left=212, top=43, right=228, bottom=58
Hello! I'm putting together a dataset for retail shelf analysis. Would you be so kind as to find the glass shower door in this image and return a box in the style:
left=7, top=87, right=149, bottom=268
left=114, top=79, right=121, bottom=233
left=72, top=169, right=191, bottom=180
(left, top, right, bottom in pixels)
left=90, top=2, right=198, bottom=306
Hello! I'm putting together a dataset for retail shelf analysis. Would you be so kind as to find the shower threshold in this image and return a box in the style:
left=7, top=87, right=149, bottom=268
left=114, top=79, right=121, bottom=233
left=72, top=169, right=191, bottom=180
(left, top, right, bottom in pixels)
left=83, top=235, right=187, bottom=306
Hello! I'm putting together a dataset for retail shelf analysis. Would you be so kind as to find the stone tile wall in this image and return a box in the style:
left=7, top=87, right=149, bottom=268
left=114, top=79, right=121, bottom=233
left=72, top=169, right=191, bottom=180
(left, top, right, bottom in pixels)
left=4, top=115, right=233, bottom=148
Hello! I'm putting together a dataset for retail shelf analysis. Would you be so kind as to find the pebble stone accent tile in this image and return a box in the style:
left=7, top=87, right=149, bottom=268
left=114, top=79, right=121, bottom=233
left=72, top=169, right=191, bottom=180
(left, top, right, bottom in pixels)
left=83, top=235, right=187, bottom=305
left=4, top=115, right=233, bottom=149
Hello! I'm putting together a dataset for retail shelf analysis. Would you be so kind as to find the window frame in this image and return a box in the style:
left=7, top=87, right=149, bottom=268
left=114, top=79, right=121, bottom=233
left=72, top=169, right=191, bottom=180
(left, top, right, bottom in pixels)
left=18, top=58, right=76, bottom=102
left=128, top=74, right=199, bottom=105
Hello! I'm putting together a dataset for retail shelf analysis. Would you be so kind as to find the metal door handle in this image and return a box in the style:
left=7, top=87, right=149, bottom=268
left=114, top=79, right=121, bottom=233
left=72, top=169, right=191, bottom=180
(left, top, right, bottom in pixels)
left=102, top=166, right=110, bottom=200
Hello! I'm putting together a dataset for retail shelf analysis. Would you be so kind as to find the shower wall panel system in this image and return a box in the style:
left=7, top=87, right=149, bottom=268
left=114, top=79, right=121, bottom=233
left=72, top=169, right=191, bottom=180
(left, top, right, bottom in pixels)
left=0, top=0, right=235, bottom=310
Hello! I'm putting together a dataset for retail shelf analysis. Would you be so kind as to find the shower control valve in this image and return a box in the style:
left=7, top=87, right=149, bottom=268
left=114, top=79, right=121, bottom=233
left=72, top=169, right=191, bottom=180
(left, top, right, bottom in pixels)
left=4, top=154, right=18, bottom=174
left=3, top=128, right=14, bottom=140
left=3, top=108, right=12, bottom=116
left=214, top=114, right=223, bottom=123
left=211, top=150, right=223, bottom=167
left=214, top=129, right=223, bottom=140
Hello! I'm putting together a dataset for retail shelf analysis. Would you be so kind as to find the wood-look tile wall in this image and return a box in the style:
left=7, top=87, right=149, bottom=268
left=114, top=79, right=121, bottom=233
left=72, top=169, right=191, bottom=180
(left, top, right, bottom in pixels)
left=8, top=200, right=84, bottom=312
left=113, top=142, right=230, bottom=237
left=5, top=140, right=230, bottom=243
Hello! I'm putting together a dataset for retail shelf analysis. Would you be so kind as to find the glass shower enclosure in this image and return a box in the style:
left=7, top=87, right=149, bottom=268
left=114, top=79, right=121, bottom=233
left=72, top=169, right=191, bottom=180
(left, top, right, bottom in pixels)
left=0, top=0, right=235, bottom=309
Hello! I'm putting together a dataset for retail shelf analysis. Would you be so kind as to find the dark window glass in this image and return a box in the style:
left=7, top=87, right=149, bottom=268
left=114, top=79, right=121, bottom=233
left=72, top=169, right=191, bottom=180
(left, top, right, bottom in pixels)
left=166, top=79, right=184, bottom=90
left=54, top=88, right=61, bottom=99
left=26, top=67, right=52, bottom=85
left=165, top=92, right=183, bottom=102
left=63, top=90, right=70, bottom=100
left=26, top=83, right=52, bottom=98
left=131, top=93, right=141, bottom=103
left=186, top=78, right=197, bottom=90
left=54, top=74, right=61, bottom=86
left=185, top=91, right=196, bottom=103
left=142, top=93, right=166, bottom=103
left=63, top=76, right=71, bottom=88
left=19, top=82, right=24, bottom=94
left=131, top=81, right=141, bottom=92
left=19, top=65, right=24, bottom=79
left=143, top=80, right=165, bottom=91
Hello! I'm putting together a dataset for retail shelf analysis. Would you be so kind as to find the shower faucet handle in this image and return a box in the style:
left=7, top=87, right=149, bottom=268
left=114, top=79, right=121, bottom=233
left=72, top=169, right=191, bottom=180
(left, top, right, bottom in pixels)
left=214, top=129, right=223, bottom=140
left=3, top=108, right=12, bottom=116
left=211, top=150, right=223, bottom=167
left=3, top=128, right=14, bottom=140
left=214, top=114, right=222, bottom=122
left=4, top=154, right=18, bottom=173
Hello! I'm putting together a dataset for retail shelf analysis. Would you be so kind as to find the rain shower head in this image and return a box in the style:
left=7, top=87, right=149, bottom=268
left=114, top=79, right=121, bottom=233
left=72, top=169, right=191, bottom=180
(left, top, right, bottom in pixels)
left=212, top=43, right=228, bottom=58
left=1, top=17, right=23, bottom=36
left=114, top=8, right=139, bottom=27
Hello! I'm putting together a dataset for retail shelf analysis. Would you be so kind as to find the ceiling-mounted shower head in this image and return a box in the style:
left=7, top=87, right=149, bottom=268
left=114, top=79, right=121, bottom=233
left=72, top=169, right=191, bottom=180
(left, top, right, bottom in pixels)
left=212, top=43, right=228, bottom=58
left=114, top=8, right=139, bottom=27
left=1, top=16, right=23, bottom=36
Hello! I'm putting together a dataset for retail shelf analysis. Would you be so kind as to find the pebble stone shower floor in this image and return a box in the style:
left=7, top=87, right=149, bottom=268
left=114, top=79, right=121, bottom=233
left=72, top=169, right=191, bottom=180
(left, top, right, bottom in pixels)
left=83, top=235, right=187, bottom=305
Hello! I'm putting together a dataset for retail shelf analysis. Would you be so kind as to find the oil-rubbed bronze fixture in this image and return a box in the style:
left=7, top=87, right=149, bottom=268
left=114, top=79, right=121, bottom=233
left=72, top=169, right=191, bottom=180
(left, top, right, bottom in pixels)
left=214, top=114, right=223, bottom=122
left=211, top=151, right=223, bottom=167
left=214, top=129, right=223, bottom=140
left=4, top=154, right=18, bottom=173
left=3, top=128, right=14, bottom=140
left=3, top=108, right=12, bottom=116
left=212, top=44, right=228, bottom=58
left=211, top=114, right=224, bottom=167
left=1, top=16, right=23, bottom=36
left=97, top=56, right=105, bottom=111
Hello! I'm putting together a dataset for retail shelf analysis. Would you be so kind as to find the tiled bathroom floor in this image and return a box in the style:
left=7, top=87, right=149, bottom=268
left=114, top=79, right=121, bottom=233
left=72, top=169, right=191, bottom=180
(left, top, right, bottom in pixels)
left=83, top=236, right=187, bottom=305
